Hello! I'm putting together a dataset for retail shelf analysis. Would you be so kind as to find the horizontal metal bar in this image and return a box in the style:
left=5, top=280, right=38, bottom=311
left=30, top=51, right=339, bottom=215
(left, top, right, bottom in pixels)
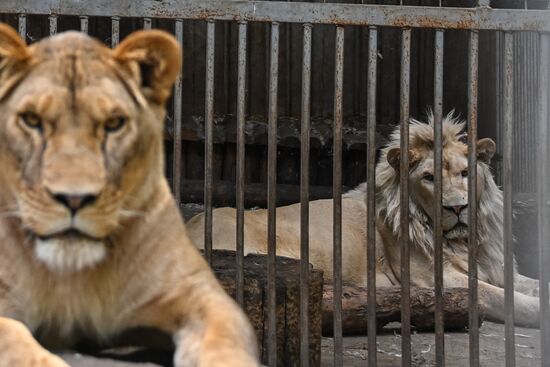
left=0, top=1, right=549, bottom=32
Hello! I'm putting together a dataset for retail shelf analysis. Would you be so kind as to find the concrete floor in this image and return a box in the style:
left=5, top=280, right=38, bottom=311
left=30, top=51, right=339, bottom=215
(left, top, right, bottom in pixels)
left=58, top=322, right=541, bottom=366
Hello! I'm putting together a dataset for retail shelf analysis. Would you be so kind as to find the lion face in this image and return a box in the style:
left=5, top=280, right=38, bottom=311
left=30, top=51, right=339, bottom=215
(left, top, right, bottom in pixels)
left=0, top=25, right=181, bottom=272
left=409, top=151, right=472, bottom=239
left=386, top=119, right=496, bottom=240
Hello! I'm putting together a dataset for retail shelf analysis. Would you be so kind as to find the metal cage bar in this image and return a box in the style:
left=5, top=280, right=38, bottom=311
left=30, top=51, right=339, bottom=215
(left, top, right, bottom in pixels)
left=172, top=19, right=184, bottom=206
left=399, top=27, right=411, bottom=367
left=299, top=22, right=312, bottom=367
left=503, top=31, right=516, bottom=367
left=49, top=15, right=57, bottom=35
left=111, top=16, right=120, bottom=47
left=332, top=25, right=344, bottom=367
left=433, top=28, right=445, bottom=367
left=467, top=29, right=480, bottom=367
left=236, top=21, right=248, bottom=308
left=267, top=21, right=280, bottom=367
left=79, top=15, right=88, bottom=33
left=17, top=14, right=25, bottom=40
left=204, top=20, right=215, bottom=265
left=538, top=32, right=550, bottom=367
left=366, top=25, right=378, bottom=367
left=143, top=17, right=152, bottom=29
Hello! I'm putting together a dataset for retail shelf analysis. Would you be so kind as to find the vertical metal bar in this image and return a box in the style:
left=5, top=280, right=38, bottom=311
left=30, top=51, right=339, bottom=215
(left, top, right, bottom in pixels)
left=17, top=14, right=26, bottom=41
left=503, top=31, right=516, bottom=367
left=300, top=22, right=312, bottom=367
left=236, top=21, right=248, bottom=307
left=399, top=27, right=411, bottom=367
left=333, top=25, right=344, bottom=367
left=172, top=19, right=184, bottom=206
left=366, top=25, right=378, bottom=367
left=49, top=15, right=57, bottom=36
left=538, top=32, right=550, bottom=367
left=79, top=16, right=88, bottom=34
left=433, top=28, right=445, bottom=367
left=111, top=16, right=120, bottom=48
left=267, top=22, right=280, bottom=367
left=143, top=17, right=152, bottom=30
left=204, top=20, right=215, bottom=265
left=467, top=30, right=480, bottom=367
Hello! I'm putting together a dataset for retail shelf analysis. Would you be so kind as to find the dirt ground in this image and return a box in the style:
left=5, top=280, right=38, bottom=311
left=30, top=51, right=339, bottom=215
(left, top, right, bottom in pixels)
left=58, top=321, right=540, bottom=366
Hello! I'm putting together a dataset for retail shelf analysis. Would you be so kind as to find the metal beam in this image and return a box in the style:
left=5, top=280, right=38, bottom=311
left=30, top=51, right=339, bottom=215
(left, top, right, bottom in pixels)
left=1, top=1, right=549, bottom=32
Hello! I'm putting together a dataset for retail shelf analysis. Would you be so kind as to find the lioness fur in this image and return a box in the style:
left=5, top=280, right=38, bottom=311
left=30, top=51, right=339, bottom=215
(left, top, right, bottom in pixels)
left=188, top=114, right=542, bottom=328
left=0, top=24, right=259, bottom=366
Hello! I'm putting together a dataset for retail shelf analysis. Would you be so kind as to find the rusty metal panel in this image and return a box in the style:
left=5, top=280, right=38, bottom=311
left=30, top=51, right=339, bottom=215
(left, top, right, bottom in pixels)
left=0, top=1, right=549, bottom=31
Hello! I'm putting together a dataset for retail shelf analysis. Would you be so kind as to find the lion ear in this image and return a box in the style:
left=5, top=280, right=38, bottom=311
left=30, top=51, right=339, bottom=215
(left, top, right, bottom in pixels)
left=477, top=138, right=496, bottom=164
left=0, top=23, right=30, bottom=77
left=114, top=29, right=182, bottom=105
left=387, top=148, right=419, bottom=172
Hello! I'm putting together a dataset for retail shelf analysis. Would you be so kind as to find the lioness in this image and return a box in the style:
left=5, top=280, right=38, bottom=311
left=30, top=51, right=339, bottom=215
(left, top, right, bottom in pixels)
left=188, top=114, right=542, bottom=328
left=0, top=24, right=259, bottom=366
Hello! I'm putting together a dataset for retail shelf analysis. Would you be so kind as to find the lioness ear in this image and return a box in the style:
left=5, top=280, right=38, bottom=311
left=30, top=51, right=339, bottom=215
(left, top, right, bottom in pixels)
left=387, top=148, right=419, bottom=171
left=477, top=138, right=496, bottom=164
left=0, top=23, right=30, bottom=78
left=114, top=29, right=182, bottom=105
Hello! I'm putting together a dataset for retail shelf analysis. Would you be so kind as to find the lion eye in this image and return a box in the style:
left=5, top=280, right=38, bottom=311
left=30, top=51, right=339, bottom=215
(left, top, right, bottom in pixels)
left=423, top=173, right=434, bottom=182
left=19, top=112, right=43, bottom=130
left=461, top=170, right=468, bottom=177
left=104, top=117, right=127, bottom=133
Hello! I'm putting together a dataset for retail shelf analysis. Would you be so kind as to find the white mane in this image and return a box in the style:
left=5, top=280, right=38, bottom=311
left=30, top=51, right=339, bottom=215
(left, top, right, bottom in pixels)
left=344, top=113, right=507, bottom=285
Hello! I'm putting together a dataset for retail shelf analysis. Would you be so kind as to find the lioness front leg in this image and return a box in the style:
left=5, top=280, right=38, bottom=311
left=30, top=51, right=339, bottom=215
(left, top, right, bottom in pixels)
left=141, top=272, right=260, bottom=367
left=0, top=317, right=69, bottom=367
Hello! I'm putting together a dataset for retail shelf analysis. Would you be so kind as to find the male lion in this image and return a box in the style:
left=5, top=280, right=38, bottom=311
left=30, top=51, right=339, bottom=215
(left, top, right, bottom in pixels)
left=188, top=114, right=542, bottom=328
left=0, top=24, right=259, bottom=366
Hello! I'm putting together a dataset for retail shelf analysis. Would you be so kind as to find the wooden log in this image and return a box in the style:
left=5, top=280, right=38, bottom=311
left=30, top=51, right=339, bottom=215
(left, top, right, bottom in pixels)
left=209, top=250, right=324, bottom=367
left=322, top=285, right=481, bottom=336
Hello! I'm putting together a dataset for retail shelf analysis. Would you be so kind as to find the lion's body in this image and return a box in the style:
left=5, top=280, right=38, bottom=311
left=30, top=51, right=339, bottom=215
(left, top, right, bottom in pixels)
left=0, top=25, right=259, bottom=367
left=188, top=115, right=542, bottom=328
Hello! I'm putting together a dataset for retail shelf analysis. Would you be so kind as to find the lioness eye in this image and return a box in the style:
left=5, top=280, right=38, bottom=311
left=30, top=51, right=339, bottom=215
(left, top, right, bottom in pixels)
left=19, top=112, right=42, bottom=130
left=461, top=170, right=468, bottom=177
left=423, top=173, right=434, bottom=182
left=104, top=117, right=127, bottom=133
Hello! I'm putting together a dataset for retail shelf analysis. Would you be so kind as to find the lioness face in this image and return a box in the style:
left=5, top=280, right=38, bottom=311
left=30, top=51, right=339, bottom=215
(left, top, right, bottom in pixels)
left=0, top=27, right=181, bottom=272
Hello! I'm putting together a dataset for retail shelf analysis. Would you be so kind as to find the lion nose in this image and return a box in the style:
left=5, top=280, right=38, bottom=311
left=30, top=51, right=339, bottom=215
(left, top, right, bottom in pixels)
left=444, top=204, right=467, bottom=216
left=51, top=192, right=98, bottom=214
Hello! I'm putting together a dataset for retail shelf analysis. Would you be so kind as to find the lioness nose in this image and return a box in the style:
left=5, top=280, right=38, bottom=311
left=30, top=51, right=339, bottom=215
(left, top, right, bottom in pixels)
left=51, top=192, right=98, bottom=214
left=444, top=204, right=468, bottom=216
